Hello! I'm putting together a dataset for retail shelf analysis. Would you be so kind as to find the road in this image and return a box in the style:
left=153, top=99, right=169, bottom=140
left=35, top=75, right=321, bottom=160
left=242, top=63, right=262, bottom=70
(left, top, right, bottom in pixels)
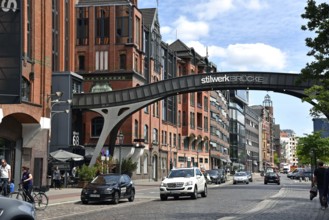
left=37, top=175, right=328, bottom=220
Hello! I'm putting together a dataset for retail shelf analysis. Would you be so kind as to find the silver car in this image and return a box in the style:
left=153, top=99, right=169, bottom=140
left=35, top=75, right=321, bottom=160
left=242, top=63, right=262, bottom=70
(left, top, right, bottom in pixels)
left=0, top=196, right=35, bottom=220
left=233, top=172, right=249, bottom=184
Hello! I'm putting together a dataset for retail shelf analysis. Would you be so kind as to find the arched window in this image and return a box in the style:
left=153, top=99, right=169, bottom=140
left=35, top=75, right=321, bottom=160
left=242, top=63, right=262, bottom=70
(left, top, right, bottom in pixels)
left=21, top=77, right=31, bottom=102
left=91, top=117, right=104, bottom=137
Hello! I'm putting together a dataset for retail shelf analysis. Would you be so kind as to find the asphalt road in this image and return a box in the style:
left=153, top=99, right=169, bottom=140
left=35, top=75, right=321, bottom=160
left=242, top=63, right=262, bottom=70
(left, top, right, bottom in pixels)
left=36, top=175, right=329, bottom=220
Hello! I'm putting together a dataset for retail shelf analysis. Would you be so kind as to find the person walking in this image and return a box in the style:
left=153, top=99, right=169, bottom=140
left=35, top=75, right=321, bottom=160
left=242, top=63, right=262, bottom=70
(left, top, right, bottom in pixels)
left=0, top=159, right=11, bottom=196
left=21, top=166, right=34, bottom=203
left=313, top=161, right=327, bottom=210
left=322, top=167, right=329, bottom=208
left=53, top=166, right=61, bottom=189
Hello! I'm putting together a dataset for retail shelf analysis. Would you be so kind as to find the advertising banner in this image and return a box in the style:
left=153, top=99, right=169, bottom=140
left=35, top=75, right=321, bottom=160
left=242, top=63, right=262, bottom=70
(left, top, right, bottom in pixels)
left=0, top=0, right=21, bottom=104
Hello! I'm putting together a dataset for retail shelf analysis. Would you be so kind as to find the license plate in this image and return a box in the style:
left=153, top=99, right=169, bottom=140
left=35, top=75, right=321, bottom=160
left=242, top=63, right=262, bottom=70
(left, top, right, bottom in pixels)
left=90, top=194, right=100, bottom=198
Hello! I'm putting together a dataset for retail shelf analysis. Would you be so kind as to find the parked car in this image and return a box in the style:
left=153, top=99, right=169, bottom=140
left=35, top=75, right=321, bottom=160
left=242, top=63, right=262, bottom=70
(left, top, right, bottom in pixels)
left=295, top=168, right=312, bottom=181
left=206, top=169, right=226, bottom=184
left=233, top=172, right=249, bottom=184
left=264, top=172, right=280, bottom=185
left=160, top=167, right=207, bottom=200
left=289, top=168, right=304, bottom=179
left=80, top=173, right=135, bottom=205
left=0, top=195, right=35, bottom=220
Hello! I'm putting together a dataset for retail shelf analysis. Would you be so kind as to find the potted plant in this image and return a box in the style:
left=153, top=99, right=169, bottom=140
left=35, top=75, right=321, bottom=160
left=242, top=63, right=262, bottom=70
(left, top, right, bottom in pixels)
left=77, top=164, right=97, bottom=188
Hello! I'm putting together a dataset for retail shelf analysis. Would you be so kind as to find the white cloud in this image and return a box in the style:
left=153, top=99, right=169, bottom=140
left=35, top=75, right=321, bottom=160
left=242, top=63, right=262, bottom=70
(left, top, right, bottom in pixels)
left=221, top=43, right=286, bottom=71
left=185, top=41, right=287, bottom=71
left=238, top=0, right=269, bottom=10
left=174, top=16, right=209, bottom=41
left=194, top=0, right=235, bottom=21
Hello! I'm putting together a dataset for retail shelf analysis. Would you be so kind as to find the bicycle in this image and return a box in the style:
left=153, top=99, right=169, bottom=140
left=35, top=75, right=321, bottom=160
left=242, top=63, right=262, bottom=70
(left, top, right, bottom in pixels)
left=9, top=184, right=49, bottom=210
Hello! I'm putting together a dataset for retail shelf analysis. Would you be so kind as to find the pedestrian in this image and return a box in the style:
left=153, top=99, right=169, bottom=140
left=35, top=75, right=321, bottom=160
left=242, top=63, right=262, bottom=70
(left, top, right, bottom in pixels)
left=53, top=166, right=62, bottom=190
left=0, top=159, right=11, bottom=196
left=313, top=161, right=327, bottom=210
left=322, top=167, right=329, bottom=208
left=21, top=166, right=34, bottom=203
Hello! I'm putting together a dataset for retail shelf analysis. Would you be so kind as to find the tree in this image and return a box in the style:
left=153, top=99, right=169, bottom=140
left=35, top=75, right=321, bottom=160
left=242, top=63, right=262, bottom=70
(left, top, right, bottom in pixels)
left=296, top=132, right=329, bottom=164
left=300, top=0, right=329, bottom=117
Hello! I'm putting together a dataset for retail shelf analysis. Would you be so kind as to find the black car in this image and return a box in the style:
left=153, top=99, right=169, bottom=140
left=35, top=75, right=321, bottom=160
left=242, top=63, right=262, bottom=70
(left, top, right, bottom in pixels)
left=264, top=172, right=280, bottom=185
left=206, top=170, right=221, bottom=184
left=0, top=196, right=35, bottom=220
left=81, top=173, right=135, bottom=204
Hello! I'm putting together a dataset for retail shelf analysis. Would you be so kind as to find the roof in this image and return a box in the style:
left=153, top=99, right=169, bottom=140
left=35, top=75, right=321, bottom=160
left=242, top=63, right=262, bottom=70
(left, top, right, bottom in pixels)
left=77, top=0, right=132, bottom=7
left=140, top=8, right=157, bottom=28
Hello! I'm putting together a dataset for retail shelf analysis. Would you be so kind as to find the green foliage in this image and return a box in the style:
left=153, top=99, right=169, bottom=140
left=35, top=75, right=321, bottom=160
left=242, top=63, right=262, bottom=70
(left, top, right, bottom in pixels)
left=300, top=0, right=329, bottom=117
left=296, top=132, right=329, bottom=164
left=273, top=152, right=280, bottom=165
left=77, top=164, right=97, bottom=181
left=120, top=158, right=138, bottom=176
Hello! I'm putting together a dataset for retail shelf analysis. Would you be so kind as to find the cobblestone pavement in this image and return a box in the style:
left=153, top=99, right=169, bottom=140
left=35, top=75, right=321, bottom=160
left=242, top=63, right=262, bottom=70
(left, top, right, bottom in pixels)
left=38, top=175, right=329, bottom=220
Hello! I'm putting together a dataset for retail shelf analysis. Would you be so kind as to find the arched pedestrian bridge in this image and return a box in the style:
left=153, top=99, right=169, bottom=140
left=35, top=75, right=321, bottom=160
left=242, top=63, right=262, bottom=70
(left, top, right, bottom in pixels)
left=71, top=71, right=315, bottom=166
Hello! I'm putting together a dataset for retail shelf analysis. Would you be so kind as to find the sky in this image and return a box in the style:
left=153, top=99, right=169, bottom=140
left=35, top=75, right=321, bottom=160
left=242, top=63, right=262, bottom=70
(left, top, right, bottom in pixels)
left=138, top=0, right=325, bottom=137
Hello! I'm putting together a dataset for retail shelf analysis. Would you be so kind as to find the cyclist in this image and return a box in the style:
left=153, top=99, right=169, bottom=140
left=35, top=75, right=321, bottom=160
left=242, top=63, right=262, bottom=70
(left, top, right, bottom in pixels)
left=21, top=166, right=34, bottom=203
left=0, top=159, right=11, bottom=196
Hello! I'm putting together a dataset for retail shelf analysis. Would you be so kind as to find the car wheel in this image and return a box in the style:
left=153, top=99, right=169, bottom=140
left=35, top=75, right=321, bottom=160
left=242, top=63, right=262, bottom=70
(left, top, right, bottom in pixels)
left=201, top=185, right=207, bottom=197
left=160, top=195, right=168, bottom=201
left=174, top=195, right=179, bottom=200
left=217, top=179, right=221, bottom=184
left=82, top=200, right=88, bottom=204
left=278, top=182, right=280, bottom=185
left=233, top=181, right=236, bottom=185
left=128, top=190, right=135, bottom=202
left=112, top=191, right=120, bottom=204
left=264, top=181, right=267, bottom=184
left=191, top=186, right=198, bottom=199
left=246, top=181, right=249, bottom=184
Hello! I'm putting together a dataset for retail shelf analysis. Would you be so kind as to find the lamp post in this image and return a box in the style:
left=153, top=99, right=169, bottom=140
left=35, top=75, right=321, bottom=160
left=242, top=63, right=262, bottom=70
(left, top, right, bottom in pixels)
left=47, top=91, right=71, bottom=187
left=118, top=131, right=124, bottom=175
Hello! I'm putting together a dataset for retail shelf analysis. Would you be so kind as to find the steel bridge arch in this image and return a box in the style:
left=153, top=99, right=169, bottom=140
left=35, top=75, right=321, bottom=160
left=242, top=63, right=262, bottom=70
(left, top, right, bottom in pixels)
left=72, top=71, right=315, bottom=166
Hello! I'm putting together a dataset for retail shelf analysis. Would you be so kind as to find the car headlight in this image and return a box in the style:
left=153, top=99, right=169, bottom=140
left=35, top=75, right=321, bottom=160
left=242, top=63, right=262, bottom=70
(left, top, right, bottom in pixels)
left=104, top=187, right=113, bottom=193
left=184, top=181, right=193, bottom=186
left=161, top=182, right=168, bottom=187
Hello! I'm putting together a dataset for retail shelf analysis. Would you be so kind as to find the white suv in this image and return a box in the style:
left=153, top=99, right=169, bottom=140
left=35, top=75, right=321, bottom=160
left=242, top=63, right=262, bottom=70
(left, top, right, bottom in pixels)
left=159, top=167, right=207, bottom=200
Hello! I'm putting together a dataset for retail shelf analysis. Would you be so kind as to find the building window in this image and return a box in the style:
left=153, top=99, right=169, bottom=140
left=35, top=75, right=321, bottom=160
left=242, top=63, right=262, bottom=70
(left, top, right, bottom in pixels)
left=95, top=7, right=109, bottom=45
left=116, top=16, right=129, bottom=37
left=76, top=7, right=89, bottom=45
left=135, top=17, right=140, bottom=46
left=52, top=0, right=59, bottom=71
left=144, top=106, right=149, bottom=114
left=95, top=51, right=108, bottom=71
left=153, top=128, right=158, bottom=144
left=78, top=55, right=85, bottom=71
left=91, top=117, right=104, bottom=137
left=190, top=93, right=195, bottom=107
left=134, top=120, right=138, bottom=139
left=144, top=125, right=148, bottom=143
left=64, top=0, right=70, bottom=70
left=119, top=54, right=126, bottom=69
left=21, top=77, right=31, bottom=102
left=27, top=0, right=32, bottom=59
left=190, top=112, right=195, bottom=129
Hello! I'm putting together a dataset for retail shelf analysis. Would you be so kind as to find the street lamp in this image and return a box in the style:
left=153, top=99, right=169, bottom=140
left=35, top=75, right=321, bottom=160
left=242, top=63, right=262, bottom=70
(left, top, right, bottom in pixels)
left=118, top=131, right=124, bottom=175
left=46, top=91, right=71, bottom=187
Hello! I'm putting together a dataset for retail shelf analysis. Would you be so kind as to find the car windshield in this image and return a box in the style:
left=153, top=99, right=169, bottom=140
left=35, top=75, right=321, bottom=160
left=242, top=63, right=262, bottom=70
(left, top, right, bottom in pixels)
left=91, top=175, right=120, bottom=184
left=267, top=172, right=276, bottom=177
left=235, top=172, right=247, bottom=176
left=169, top=169, right=194, bottom=178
